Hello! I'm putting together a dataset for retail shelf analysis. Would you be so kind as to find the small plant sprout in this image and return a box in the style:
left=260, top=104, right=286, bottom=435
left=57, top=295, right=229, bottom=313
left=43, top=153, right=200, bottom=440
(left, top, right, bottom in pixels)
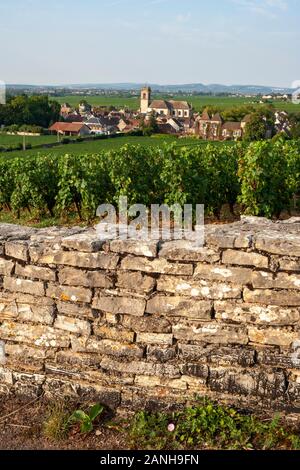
left=70, top=403, right=104, bottom=434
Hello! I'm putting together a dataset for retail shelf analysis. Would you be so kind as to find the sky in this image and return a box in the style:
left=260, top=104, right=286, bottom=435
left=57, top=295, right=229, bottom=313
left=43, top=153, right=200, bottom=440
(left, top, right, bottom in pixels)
left=0, top=0, right=299, bottom=87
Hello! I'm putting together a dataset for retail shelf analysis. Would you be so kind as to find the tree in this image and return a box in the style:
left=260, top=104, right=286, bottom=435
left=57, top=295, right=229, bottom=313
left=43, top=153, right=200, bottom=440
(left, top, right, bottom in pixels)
left=243, top=112, right=274, bottom=141
left=139, top=113, right=158, bottom=136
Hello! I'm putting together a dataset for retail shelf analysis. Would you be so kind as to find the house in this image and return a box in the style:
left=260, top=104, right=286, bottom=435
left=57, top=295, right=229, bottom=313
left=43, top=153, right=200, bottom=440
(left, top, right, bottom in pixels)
left=60, top=103, right=73, bottom=118
left=140, top=87, right=192, bottom=119
left=84, top=116, right=120, bottom=135
left=49, top=122, right=90, bottom=136
left=222, top=122, right=242, bottom=140
left=195, top=110, right=247, bottom=141
left=118, top=118, right=140, bottom=133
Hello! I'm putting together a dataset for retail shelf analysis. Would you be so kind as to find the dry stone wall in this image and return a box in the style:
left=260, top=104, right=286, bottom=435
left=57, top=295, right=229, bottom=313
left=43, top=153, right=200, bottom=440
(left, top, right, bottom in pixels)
left=1, top=218, right=300, bottom=417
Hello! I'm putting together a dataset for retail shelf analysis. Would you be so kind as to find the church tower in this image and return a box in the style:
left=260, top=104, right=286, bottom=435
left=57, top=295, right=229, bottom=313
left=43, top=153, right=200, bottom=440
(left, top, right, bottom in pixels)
left=140, top=86, right=151, bottom=114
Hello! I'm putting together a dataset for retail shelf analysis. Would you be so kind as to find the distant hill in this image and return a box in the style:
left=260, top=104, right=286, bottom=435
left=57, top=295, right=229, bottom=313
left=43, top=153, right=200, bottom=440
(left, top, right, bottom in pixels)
left=7, top=82, right=294, bottom=95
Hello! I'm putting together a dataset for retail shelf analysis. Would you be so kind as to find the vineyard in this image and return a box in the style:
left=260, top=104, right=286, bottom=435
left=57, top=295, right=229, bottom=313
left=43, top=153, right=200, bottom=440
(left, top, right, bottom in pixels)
left=0, top=140, right=299, bottom=222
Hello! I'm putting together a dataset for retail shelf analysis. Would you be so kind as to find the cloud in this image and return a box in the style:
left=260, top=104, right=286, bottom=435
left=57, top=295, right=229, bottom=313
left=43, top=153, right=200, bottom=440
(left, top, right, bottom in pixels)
left=231, top=0, right=289, bottom=18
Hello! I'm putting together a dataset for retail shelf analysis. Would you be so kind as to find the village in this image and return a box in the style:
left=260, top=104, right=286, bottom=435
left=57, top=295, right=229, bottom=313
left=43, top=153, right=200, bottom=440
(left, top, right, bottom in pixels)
left=49, top=86, right=292, bottom=141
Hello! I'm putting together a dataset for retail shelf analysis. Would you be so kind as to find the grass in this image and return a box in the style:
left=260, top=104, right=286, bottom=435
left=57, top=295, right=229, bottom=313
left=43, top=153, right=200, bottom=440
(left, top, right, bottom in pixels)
left=54, top=94, right=300, bottom=113
left=43, top=402, right=71, bottom=441
left=0, top=134, right=230, bottom=160
left=0, top=134, right=58, bottom=146
left=40, top=398, right=300, bottom=450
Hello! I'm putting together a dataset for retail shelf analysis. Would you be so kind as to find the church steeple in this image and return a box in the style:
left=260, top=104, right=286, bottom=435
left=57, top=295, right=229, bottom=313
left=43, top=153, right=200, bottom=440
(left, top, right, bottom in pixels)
left=140, top=86, right=151, bottom=114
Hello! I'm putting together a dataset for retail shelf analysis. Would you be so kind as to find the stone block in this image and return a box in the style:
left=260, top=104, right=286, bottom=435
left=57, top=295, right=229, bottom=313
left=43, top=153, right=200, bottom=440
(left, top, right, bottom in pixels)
left=61, top=232, right=104, bottom=252
left=0, top=259, right=14, bottom=276
left=248, top=326, right=300, bottom=347
left=136, top=332, right=173, bottom=346
left=3, top=277, right=45, bottom=297
left=215, top=301, right=300, bottom=325
left=172, top=323, right=248, bottom=345
left=0, top=321, right=70, bottom=348
left=222, top=249, right=268, bottom=268
left=121, top=315, right=171, bottom=333
left=110, top=239, right=158, bottom=257
left=59, top=267, right=113, bottom=288
left=47, top=284, right=92, bottom=303
left=117, top=271, right=155, bottom=293
left=194, top=264, right=252, bottom=285
left=146, top=295, right=212, bottom=320
left=92, top=292, right=145, bottom=316
left=120, top=255, right=193, bottom=276
left=15, top=263, right=56, bottom=282
left=54, top=251, right=119, bottom=269
left=159, top=240, right=220, bottom=263
left=5, top=241, right=28, bottom=261
left=54, top=315, right=91, bottom=336
left=157, top=276, right=242, bottom=300
left=244, top=287, right=300, bottom=306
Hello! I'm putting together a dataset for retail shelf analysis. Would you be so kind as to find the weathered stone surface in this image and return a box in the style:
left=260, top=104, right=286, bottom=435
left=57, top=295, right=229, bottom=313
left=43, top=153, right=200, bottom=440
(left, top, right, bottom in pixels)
left=0, top=321, right=70, bottom=348
left=215, top=301, right=300, bottom=325
left=159, top=240, right=220, bottom=263
left=15, top=263, right=56, bottom=282
left=146, top=295, right=212, bottom=320
left=0, top=259, right=14, bottom=276
left=244, top=287, right=300, bottom=306
left=121, top=315, right=172, bottom=333
left=54, top=315, right=91, bottom=336
left=209, top=367, right=286, bottom=399
left=117, top=271, right=155, bottom=293
left=0, top=366, right=13, bottom=384
left=29, top=245, right=59, bottom=265
left=92, top=292, right=145, bottom=316
left=54, top=251, right=119, bottom=269
left=56, top=301, right=95, bottom=320
left=55, top=350, right=102, bottom=368
left=157, top=276, right=242, bottom=300
left=110, top=239, right=158, bottom=257
left=179, top=344, right=256, bottom=367
left=172, top=323, right=248, bottom=345
left=279, top=259, right=300, bottom=272
left=248, top=326, right=300, bottom=347
left=5, top=241, right=28, bottom=261
left=17, top=303, right=55, bottom=325
left=47, top=284, right=92, bottom=303
left=252, top=271, right=300, bottom=291
left=194, top=264, right=253, bottom=285
left=71, top=336, right=144, bottom=358
left=121, top=255, right=193, bottom=276
left=44, top=377, right=121, bottom=409
left=59, top=267, right=113, bottom=288
left=222, top=249, right=268, bottom=268
left=93, top=324, right=135, bottom=343
left=255, top=233, right=300, bottom=257
left=100, top=357, right=180, bottom=378
left=146, top=346, right=177, bottom=363
left=5, top=344, right=53, bottom=360
left=3, top=277, right=45, bottom=297
left=61, top=232, right=104, bottom=252
left=181, top=363, right=209, bottom=379
left=136, top=332, right=173, bottom=346
left=257, top=349, right=300, bottom=369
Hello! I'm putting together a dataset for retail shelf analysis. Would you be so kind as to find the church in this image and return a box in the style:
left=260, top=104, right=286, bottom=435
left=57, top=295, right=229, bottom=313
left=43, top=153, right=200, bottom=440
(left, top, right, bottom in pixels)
left=140, top=86, right=192, bottom=119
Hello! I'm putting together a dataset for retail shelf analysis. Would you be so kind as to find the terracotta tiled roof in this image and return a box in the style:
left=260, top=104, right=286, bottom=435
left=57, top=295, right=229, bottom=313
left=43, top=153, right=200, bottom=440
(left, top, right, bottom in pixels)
left=49, top=122, right=87, bottom=132
left=150, top=100, right=170, bottom=110
left=169, top=100, right=191, bottom=110
left=211, top=113, right=223, bottom=123
left=201, top=110, right=211, bottom=121
left=222, top=122, right=242, bottom=131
